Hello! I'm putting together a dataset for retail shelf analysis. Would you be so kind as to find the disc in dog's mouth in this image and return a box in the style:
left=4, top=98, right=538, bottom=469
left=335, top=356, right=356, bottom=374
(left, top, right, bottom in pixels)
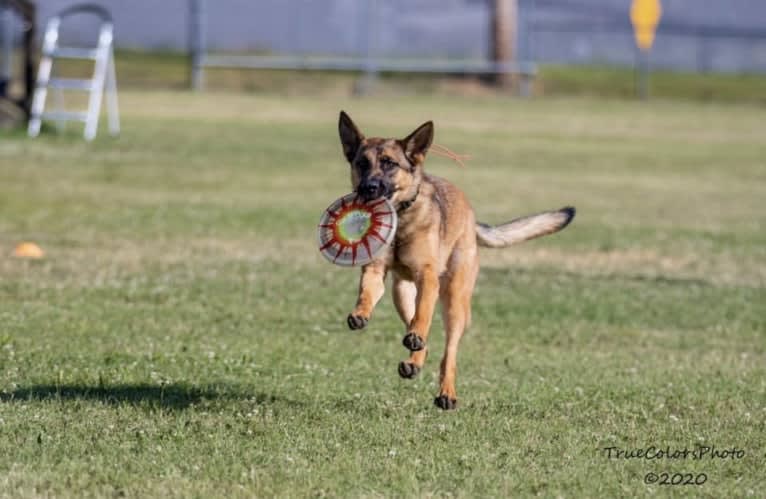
left=354, top=186, right=395, bottom=203
left=337, top=208, right=371, bottom=242
left=318, top=193, right=398, bottom=266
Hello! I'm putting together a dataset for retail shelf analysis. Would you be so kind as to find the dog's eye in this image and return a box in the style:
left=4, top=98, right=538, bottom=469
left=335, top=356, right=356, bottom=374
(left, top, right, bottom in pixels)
left=355, top=158, right=370, bottom=172
left=381, top=158, right=398, bottom=170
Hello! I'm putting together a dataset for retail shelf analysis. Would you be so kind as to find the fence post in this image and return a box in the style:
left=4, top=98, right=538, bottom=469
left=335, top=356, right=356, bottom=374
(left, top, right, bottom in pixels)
left=189, top=0, right=206, bottom=91
left=354, top=0, right=377, bottom=95
left=696, top=30, right=711, bottom=73
left=517, top=0, right=534, bottom=97
left=22, top=0, right=35, bottom=116
left=635, top=47, right=649, bottom=99
left=490, top=0, right=517, bottom=88
left=0, top=5, right=12, bottom=96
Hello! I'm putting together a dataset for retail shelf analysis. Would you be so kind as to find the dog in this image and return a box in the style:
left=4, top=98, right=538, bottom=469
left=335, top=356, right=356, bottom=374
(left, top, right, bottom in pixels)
left=338, top=111, right=575, bottom=409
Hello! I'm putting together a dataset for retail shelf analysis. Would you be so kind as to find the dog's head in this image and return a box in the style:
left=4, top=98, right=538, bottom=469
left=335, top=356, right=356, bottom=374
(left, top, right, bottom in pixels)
left=338, top=111, right=433, bottom=204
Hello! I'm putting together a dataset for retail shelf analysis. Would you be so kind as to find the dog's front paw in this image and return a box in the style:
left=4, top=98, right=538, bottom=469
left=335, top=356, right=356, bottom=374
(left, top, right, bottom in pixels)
left=402, top=332, right=425, bottom=351
left=434, top=394, right=458, bottom=410
left=347, top=314, right=368, bottom=330
left=398, top=361, right=421, bottom=379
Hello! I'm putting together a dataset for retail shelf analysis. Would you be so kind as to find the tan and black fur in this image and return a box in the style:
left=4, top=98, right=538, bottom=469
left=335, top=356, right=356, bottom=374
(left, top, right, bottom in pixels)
left=338, top=111, right=575, bottom=410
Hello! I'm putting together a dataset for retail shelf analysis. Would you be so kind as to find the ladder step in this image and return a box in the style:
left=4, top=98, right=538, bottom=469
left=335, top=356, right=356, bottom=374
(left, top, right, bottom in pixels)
left=40, top=110, right=89, bottom=122
left=48, top=47, right=99, bottom=60
left=46, top=78, right=95, bottom=91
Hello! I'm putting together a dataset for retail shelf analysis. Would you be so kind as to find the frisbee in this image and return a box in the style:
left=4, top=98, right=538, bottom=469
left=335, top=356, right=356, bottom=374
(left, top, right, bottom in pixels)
left=318, top=193, right=397, bottom=266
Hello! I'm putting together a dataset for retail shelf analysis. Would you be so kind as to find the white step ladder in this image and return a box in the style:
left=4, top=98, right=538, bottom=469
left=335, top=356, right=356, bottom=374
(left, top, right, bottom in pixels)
left=28, top=5, right=119, bottom=141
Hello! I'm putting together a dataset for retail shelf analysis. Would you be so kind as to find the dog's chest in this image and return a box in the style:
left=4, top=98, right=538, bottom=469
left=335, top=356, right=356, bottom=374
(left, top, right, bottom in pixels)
left=390, top=223, right=419, bottom=279
left=390, top=222, right=448, bottom=280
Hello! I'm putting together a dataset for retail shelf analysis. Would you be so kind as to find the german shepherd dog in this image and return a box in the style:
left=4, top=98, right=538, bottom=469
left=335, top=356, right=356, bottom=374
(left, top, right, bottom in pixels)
left=339, top=111, right=575, bottom=409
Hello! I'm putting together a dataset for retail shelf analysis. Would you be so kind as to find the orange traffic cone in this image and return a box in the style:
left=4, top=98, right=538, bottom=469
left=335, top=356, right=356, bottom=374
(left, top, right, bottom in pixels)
left=13, top=242, right=45, bottom=259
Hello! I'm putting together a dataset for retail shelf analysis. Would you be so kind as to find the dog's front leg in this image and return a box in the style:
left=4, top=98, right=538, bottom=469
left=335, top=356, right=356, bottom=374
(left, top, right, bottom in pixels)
left=401, top=263, right=439, bottom=352
left=347, top=261, right=387, bottom=330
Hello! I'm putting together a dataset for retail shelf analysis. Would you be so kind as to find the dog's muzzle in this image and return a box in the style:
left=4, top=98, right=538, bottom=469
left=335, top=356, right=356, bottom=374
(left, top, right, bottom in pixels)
left=357, top=177, right=390, bottom=202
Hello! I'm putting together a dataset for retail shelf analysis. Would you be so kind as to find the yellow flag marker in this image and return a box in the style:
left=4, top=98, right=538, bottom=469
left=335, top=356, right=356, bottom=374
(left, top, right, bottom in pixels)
left=13, top=242, right=45, bottom=259
left=631, top=0, right=662, bottom=51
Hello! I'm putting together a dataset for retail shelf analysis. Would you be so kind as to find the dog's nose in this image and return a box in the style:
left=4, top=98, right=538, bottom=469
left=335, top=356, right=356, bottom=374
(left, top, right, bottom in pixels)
left=359, top=178, right=382, bottom=199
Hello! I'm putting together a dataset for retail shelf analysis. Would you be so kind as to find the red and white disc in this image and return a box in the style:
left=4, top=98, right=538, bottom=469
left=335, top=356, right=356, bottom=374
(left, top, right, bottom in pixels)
left=317, top=193, right=397, bottom=266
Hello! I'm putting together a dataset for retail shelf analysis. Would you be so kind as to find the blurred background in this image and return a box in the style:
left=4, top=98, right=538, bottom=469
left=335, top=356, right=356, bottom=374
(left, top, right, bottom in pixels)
left=1, top=0, right=765, bottom=126
left=24, top=0, right=766, bottom=71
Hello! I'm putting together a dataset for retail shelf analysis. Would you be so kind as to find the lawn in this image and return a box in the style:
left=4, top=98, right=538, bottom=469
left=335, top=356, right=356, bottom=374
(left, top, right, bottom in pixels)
left=0, top=90, right=764, bottom=497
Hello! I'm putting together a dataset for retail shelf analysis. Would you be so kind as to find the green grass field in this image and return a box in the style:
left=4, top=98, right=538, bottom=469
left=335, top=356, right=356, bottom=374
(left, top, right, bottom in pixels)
left=1, top=90, right=765, bottom=497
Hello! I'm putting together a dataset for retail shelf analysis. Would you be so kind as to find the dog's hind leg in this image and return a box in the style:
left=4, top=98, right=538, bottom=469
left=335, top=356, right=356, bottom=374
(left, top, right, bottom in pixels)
left=393, top=277, right=427, bottom=378
left=434, top=248, right=479, bottom=410
left=347, top=261, right=387, bottom=330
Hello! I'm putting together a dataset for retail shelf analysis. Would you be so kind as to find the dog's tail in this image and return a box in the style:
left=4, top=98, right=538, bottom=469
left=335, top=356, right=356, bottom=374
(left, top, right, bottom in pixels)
left=475, top=206, right=575, bottom=248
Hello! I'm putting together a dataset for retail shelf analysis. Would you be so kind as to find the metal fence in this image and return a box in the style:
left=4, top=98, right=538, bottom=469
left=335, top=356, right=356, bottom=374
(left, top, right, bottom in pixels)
left=528, top=0, right=766, bottom=73
left=3, top=0, right=766, bottom=97
left=186, top=0, right=766, bottom=92
left=189, top=0, right=537, bottom=94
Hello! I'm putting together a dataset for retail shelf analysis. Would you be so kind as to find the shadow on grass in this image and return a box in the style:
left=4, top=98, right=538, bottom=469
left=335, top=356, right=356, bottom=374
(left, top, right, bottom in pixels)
left=0, top=383, right=305, bottom=411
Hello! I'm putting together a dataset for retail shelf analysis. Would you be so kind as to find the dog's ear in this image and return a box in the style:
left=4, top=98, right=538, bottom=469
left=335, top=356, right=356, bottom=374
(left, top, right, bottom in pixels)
left=339, top=111, right=365, bottom=163
left=400, top=121, right=434, bottom=165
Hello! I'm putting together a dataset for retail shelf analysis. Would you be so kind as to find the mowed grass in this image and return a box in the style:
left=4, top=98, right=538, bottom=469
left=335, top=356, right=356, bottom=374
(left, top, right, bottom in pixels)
left=1, top=91, right=765, bottom=497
